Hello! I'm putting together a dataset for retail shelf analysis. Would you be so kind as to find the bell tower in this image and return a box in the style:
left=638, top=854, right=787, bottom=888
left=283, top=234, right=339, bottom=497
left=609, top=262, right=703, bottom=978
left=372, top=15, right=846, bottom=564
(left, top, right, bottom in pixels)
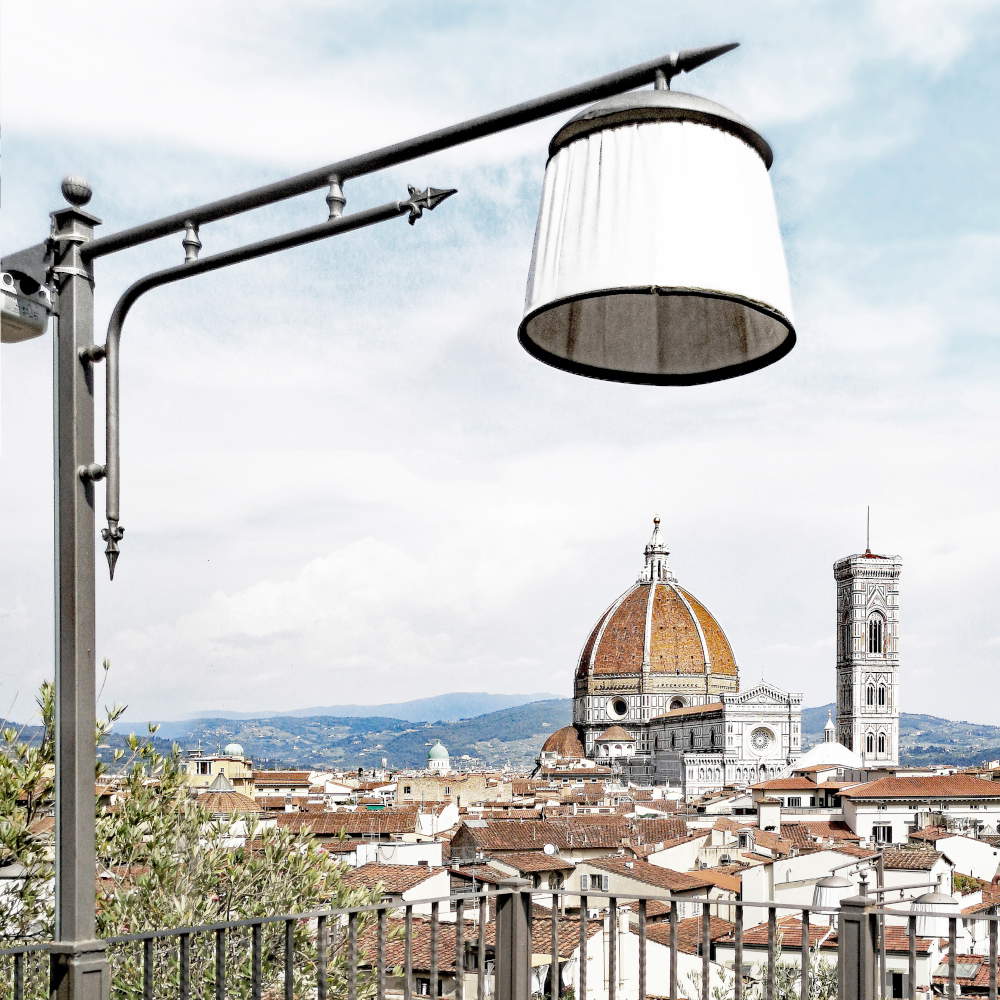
left=834, top=535, right=901, bottom=768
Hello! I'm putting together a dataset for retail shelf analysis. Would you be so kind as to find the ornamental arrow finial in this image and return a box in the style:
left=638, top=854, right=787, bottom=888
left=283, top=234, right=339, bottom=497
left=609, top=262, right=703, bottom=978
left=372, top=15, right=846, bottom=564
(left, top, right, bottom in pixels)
left=402, top=185, right=458, bottom=225
left=102, top=519, right=125, bottom=580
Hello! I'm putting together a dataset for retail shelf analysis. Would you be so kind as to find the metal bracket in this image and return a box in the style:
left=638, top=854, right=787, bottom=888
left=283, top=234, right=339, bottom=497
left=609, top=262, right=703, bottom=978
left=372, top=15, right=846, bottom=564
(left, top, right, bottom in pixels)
left=78, top=344, right=106, bottom=364
left=77, top=463, right=106, bottom=482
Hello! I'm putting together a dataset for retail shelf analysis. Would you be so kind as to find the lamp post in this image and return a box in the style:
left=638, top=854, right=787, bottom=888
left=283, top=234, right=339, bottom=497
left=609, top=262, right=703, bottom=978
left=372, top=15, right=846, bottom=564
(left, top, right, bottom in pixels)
left=1, top=43, right=794, bottom=1000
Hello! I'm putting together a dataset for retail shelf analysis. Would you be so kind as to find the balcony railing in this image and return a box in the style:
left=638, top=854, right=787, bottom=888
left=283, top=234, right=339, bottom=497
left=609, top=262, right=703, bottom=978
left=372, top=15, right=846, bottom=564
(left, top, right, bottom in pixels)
left=2, top=885, right=998, bottom=1000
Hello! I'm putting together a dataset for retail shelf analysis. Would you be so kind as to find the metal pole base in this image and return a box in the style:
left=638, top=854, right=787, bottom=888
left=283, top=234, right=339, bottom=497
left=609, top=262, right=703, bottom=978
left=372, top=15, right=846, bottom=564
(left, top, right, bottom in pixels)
left=49, top=943, right=109, bottom=1000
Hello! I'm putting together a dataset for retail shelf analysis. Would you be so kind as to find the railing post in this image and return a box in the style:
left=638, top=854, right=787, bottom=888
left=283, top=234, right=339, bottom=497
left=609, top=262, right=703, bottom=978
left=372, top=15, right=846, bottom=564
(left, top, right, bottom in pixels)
left=495, top=879, right=532, bottom=1000
left=837, top=895, right=879, bottom=1000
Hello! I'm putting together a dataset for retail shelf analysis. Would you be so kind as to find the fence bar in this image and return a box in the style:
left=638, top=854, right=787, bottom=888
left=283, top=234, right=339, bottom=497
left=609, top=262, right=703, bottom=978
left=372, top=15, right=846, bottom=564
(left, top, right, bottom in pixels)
left=251, top=923, right=262, bottom=1000
left=404, top=906, right=413, bottom=1000
left=455, top=900, right=466, bottom=1000
left=637, top=899, right=647, bottom=1000
left=431, top=900, right=439, bottom=1000
left=378, top=907, right=387, bottom=1000
left=317, top=914, right=328, bottom=1000
left=551, top=895, right=559, bottom=1000
left=13, top=952, right=24, bottom=1000
left=143, top=937, right=154, bottom=1000
left=477, top=896, right=487, bottom=1000
left=348, top=912, right=358, bottom=1000
left=579, top=894, right=588, bottom=1000
left=284, top=919, right=294, bottom=1000
left=907, top=916, right=917, bottom=1000
left=608, top=898, right=617, bottom=1000
left=799, top=909, right=810, bottom=1000
left=734, top=904, right=744, bottom=1000
left=948, top=917, right=957, bottom=1000
left=766, top=907, right=777, bottom=1000
left=702, top=901, right=711, bottom=1000
left=669, top=900, right=678, bottom=1000
left=179, top=932, right=191, bottom=1000
left=989, top=915, right=998, bottom=1000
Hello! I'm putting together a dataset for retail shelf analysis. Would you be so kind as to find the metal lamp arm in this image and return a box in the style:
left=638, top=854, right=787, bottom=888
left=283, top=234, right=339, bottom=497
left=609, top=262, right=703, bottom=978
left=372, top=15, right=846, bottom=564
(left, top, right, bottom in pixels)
left=92, top=189, right=455, bottom=578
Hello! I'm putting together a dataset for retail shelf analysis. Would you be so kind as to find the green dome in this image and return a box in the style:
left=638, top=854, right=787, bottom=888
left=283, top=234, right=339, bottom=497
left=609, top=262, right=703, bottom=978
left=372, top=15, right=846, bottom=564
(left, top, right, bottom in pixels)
left=427, top=741, right=449, bottom=760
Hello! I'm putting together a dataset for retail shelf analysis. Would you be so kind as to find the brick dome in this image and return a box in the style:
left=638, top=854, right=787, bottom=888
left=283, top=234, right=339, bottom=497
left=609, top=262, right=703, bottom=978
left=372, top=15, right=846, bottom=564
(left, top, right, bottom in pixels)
left=540, top=725, right=585, bottom=758
left=596, top=725, right=633, bottom=741
left=576, top=519, right=737, bottom=681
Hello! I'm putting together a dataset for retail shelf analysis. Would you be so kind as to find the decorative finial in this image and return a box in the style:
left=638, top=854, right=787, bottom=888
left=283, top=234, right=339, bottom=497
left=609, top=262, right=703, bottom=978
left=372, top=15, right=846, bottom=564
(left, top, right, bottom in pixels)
left=865, top=505, right=871, bottom=554
left=402, top=185, right=458, bottom=225
left=102, top=519, right=125, bottom=580
left=61, top=176, right=93, bottom=207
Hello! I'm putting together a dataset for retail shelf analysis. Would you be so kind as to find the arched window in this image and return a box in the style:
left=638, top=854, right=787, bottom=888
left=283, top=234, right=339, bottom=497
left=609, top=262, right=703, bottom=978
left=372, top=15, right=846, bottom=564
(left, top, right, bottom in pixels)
left=878, top=733, right=886, bottom=755
left=669, top=698, right=685, bottom=711
left=866, top=685, right=875, bottom=706
left=868, top=613, right=885, bottom=654
left=689, top=731, right=695, bottom=747
left=866, top=733, right=874, bottom=754
left=877, top=685, right=886, bottom=708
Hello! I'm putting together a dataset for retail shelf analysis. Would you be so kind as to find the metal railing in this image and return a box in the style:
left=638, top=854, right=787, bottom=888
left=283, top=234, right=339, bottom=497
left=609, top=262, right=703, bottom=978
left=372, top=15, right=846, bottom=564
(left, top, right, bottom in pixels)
left=3, top=887, right=998, bottom=1000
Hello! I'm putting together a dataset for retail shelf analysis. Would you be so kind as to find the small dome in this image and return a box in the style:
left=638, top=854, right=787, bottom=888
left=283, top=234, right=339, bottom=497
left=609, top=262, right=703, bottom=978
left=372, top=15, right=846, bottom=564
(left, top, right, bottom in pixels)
left=224, top=742, right=244, bottom=757
left=427, top=741, right=449, bottom=760
left=596, top=725, right=633, bottom=741
left=541, top=725, right=585, bottom=757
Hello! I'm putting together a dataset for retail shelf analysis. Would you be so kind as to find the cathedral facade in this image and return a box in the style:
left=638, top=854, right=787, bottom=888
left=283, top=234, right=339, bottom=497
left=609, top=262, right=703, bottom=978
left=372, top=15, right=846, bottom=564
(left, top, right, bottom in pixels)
left=548, top=520, right=803, bottom=798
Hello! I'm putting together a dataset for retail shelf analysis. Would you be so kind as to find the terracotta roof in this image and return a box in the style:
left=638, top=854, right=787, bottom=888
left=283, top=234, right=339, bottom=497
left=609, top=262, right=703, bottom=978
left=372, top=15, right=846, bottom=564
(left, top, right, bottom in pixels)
left=841, top=775, right=1000, bottom=800
left=881, top=848, right=942, bottom=871
left=647, top=916, right=735, bottom=955
left=750, top=830, right=796, bottom=857
left=597, top=725, right=634, bottom=741
left=491, top=851, right=575, bottom=873
left=650, top=703, right=725, bottom=722
left=252, top=771, right=311, bottom=785
left=794, top=821, right=861, bottom=843
left=276, top=807, right=419, bottom=837
left=448, top=864, right=510, bottom=887
left=199, top=790, right=259, bottom=814
left=576, top=569, right=737, bottom=682
left=694, top=869, right=741, bottom=893
left=484, top=914, right=602, bottom=960
left=584, top=858, right=714, bottom=892
left=909, top=827, right=953, bottom=842
left=932, top=954, right=1000, bottom=989
left=342, top=863, right=445, bottom=894
left=751, top=777, right=817, bottom=791
left=541, top=725, right=586, bottom=758
left=718, top=916, right=939, bottom=955
left=458, top=817, right=687, bottom=852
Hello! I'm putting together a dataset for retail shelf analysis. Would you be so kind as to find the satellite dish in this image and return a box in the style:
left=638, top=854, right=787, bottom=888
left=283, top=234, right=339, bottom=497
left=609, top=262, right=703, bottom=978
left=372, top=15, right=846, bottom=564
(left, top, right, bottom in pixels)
left=543, top=843, right=557, bottom=856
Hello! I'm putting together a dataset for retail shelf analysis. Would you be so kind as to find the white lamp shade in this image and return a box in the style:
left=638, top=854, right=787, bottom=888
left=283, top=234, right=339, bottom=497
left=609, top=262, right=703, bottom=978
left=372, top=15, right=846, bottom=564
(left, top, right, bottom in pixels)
left=520, top=91, right=794, bottom=384
left=911, top=891, right=960, bottom=939
left=812, top=874, right=854, bottom=910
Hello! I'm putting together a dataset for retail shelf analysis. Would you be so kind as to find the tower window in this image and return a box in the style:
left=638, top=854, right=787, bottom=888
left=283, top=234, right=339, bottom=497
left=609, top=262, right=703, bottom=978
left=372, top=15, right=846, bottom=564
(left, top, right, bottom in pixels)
left=866, top=685, right=875, bottom=707
left=877, top=685, right=886, bottom=707
left=868, top=613, right=885, bottom=654
left=878, top=733, right=886, bottom=755
left=866, top=733, right=874, bottom=754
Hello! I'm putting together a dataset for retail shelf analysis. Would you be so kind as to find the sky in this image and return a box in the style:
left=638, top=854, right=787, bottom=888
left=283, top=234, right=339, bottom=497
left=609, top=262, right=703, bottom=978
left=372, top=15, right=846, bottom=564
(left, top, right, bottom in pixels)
left=2, top=1, right=999, bottom=727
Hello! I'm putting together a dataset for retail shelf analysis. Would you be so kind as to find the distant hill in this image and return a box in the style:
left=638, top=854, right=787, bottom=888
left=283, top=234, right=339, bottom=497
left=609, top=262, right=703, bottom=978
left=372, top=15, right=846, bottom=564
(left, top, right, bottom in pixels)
left=9, top=697, right=998, bottom=774
left=145, top=691, right=558, bottom=726
left=803, top=703, right=1000, bottom=768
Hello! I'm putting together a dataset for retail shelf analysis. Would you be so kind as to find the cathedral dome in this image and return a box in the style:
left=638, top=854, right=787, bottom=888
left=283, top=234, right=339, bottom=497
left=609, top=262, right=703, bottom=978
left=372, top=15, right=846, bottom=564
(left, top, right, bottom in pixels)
left=541, top=725, right=586, bottom=757
left=576, top=519, right=737, bottom=682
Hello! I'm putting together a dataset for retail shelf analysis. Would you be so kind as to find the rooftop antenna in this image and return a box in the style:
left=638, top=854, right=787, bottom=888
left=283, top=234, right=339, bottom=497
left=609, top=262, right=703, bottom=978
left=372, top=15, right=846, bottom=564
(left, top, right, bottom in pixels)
left=866, top=506, right=871, bottom=554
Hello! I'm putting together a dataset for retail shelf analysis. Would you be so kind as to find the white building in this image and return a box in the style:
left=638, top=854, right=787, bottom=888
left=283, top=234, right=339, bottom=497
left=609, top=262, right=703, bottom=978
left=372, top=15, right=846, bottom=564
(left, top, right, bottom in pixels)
left=426, top=740, right=450, bottom=774
left=840, top=774, right=1000, bottom=844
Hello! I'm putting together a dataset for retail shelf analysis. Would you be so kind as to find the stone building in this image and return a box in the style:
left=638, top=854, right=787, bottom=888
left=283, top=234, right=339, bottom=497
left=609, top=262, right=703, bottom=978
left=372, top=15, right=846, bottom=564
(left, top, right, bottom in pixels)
left=834, top=545, right=902, bottom=767
left=548, top=519, right=802, bottom=798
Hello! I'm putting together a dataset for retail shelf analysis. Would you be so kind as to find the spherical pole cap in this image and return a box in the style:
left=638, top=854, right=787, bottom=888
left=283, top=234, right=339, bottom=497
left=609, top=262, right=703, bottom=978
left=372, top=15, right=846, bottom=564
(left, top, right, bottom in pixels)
left=61, top=176, right=93, bottom=207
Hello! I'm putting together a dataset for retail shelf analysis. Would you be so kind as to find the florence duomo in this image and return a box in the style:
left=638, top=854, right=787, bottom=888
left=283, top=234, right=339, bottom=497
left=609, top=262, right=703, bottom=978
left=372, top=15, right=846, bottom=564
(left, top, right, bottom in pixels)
left=537, top=517, right=904, bottom=798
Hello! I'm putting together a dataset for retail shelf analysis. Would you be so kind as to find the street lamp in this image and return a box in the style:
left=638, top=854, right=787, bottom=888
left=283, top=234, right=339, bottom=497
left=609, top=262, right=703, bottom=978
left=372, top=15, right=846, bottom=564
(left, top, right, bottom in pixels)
left=1, top=43, right=794, bottom=1000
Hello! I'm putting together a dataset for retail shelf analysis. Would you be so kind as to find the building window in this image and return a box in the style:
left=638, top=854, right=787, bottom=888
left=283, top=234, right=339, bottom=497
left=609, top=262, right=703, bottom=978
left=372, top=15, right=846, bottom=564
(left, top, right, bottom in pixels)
left=872, top=824, right=892, bottom=844
left=669, top=698, right=684, bottom=711
left=196, top=761, right=211, bottom=775
left=581, top=874, right=608, bottom=892
left=866, top=733, right=875, bottom=754
left=878, top=733, right=886, bottom=755
left=403, top=786, right=412, bottom=794
left=787, top=797, right=802, bottom=807
left=866, top=685, right=875, bottom=707
left=877, top=685, right=886, bottom=707
left=443, top=787, right=451, bottom=794
left=868, top=614, right=885, bottom=654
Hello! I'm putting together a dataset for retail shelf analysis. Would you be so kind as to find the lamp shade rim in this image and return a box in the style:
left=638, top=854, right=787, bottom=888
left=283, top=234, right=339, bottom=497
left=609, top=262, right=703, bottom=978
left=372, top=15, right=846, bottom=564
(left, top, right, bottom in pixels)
left=549, top=89, right=773, bottom=168
left=518, top=286, right=796, bottom=386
